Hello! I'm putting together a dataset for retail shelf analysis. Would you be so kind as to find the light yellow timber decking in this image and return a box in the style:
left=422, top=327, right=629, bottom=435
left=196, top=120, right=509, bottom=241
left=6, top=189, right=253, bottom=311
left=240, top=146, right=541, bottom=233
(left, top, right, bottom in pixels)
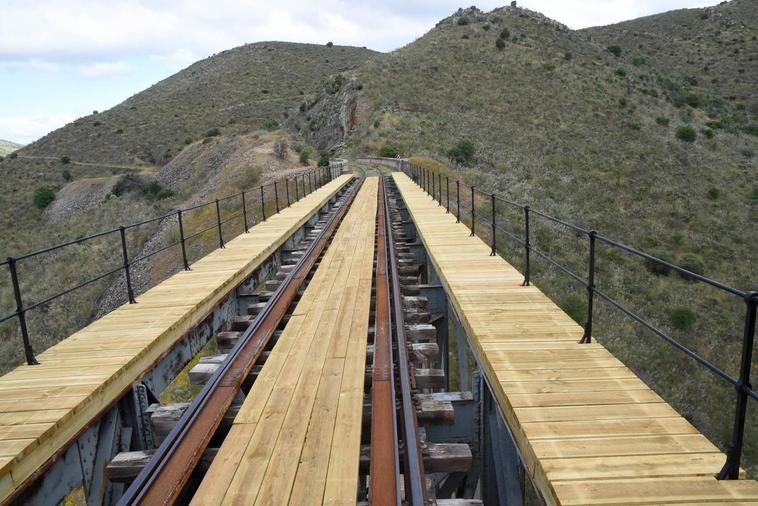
left=191, top=177, right=379, bottom=505
left=0, top=174, right=352, bottom=502
left=392, top=172, right=758, bottom=505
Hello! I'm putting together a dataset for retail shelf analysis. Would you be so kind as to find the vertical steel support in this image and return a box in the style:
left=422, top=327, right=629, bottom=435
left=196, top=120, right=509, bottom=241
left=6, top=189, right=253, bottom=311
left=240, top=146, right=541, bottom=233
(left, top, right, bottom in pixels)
left=446, top=176, right=450, bottom=213
left=438, top=173, right=442, bottom=205
left=7, top=257, right=38, bottom=365
left=177, top=210, right=190, bottom=270
left=295, top=176, right=300, bottom=201
left=456, top=180, right=461, bottom=223
left=470, top=186, right=476, bottom=237
left=274, top=181, right=280, bottom=213
left=431, top=170, right=435, bottom=199
left=119, top=226, right=136, bottom=304
left=719, top=291, right=757, bottom=479
left=260, top=186, right=266, bottom=221
left=579, top=230, right=597, bottom=343
left=522, top=206, right=530, bottom=286
left=308, top=172, right=312, bottom=194
left=490, top=193, right=497, bottom=256
left=285, top=179, right=291, bottom=207
left=241, top=192, right=249, bottom=233
left=215, top=199, right=224, bottom=248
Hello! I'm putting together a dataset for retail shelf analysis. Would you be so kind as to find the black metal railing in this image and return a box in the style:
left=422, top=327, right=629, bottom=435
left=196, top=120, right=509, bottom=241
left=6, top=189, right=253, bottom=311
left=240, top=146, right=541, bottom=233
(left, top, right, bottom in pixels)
left=0, top=163, right=343, bottom=368
left=399, top=160, right=755, bottom=480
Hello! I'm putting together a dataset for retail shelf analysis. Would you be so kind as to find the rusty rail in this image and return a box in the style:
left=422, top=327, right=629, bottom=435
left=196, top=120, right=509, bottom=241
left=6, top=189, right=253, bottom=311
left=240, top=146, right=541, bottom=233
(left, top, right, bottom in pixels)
left=118, top=177, right=364, bottom=505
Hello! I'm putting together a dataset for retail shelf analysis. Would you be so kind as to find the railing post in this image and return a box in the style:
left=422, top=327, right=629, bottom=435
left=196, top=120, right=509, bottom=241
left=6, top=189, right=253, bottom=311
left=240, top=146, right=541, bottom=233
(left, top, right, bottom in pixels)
left=308, top=172, right=312, bottom=194
left=295, top=176, right=300, bottom=201
left=274, top=181, right=280, bottom=213
left=7, top=257, right=38, bottom=365
left=522, top=206, right=530, bottom=286
left=470, top=186, right=476, bottom=237
left=215, top=199, right=224, bottom=248
left=241, top=192, right=249, bottom=233
left=260, top=186, right=266, bottom=221
left=446, top=176, right=450, bottom=213
left=285, top=179, right=291, bottom=207
left=437, top=174, right=441, bottom=205
left=579, top=230, right=597, bottom=344
left=119, top=226, right=136, bottom=304
left=490, top=193, right=496, bottom=256
left=177, top=210, right=190, bottom=270
left=456, top=180, right=461, bottom=223
left=718, top=291, right=757, bottom=480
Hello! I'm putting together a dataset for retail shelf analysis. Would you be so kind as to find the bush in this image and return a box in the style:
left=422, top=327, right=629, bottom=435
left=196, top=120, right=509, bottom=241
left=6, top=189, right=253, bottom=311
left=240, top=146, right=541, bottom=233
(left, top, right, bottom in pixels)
left=112, top=174, right=144, bottom=196
left=457, top=17, right=470, bottom=26
left=317, top=151, right=330, bottom=167
left=495, top=38, right=506, bottom=50
left=646, top=251, right=675, bottom=276
left=656, top=116, right=670, bottom=126
left=205, top=128, right=221, bottom=137
left=60, top=155, right=71, bottom=164
left=561, top=294, right=587, bottom=325
left=379, top=144, right=400, bottom=158
left=447, top=139, right=476, bottom=166
left=263, top=119, right=279, bottom=130
left=678, top=253, right=705, bottom=279
left=9, top=152, right=17, bottom=159
left=543, top=63, right=555, bottom=71
left=33, top=186, right=56, bottom=209
left=615, top=68, right=626, bottom=77
left=707, top=187, right=721, bottom=200
left=482, top=24, right=490, bottom=31
left=564, top=52, right=573, bottom=60
left=62, top=169, right=72, bottom=182
left=499, top=28, right=510, bottom=40
left=675, top=124, right=697, bottom=142
left=631, top=56, right=646, bottom=66
left=670, top=307, right=696, bottom=331
left=326, top=41, right=333, bottom=47
left=608, top=45, right=623, bottom=57
left=273, top=138, right=288, bottom=160
left=684, top=94, right=701, bottom=108
left=299, top=147, right=311, bottom=165
left=744, top=123, right=758, bottom=136
left=703, top=128, right=714, bottom=139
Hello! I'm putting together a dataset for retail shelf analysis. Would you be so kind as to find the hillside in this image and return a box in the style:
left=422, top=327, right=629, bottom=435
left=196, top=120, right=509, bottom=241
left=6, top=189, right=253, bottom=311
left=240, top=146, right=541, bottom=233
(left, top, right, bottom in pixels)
left=289, top=2, right=757, bottom=474
left=0, top=140, right=22, bottom=156
left=0, top=42, right=377, bottom=373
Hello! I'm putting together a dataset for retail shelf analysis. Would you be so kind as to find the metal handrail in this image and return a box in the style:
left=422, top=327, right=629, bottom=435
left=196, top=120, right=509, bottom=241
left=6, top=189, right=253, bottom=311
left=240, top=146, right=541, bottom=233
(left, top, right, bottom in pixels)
left=1, top=164, right=341, bottom=367
left=399, top=160, right=756, bottom=480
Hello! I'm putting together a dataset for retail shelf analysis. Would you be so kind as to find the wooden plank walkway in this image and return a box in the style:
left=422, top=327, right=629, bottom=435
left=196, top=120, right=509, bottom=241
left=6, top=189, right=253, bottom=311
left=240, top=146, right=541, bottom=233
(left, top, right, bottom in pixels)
left=392, top=172, right=758, bottom=505
left=191, top=177, right=378, bottom=505
left=0, top=175, right=352, bottom=502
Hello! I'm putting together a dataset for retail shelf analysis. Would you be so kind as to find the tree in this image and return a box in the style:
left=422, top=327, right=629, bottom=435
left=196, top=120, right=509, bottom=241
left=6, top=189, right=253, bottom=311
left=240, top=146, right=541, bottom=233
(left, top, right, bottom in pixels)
left=379, top=144, right=400, bottom=158
left=317, top=151, right=330, bottom=167
left=299, top=147, right=311, bottom=165
left=33, top=186, right=55, bottom=209
left=273, top=138, right=288, bottom=160
left=447, top=139, right=476, bottom=166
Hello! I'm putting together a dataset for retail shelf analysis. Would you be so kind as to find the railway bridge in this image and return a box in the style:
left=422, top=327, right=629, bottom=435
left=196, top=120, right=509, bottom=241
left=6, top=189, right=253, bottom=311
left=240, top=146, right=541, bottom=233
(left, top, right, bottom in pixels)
left=0, top=159, right=755, bottom=505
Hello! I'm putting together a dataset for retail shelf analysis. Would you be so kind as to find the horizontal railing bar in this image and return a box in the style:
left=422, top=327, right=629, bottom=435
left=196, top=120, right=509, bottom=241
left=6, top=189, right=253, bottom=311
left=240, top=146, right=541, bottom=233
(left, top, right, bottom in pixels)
left=14, top=227, right=121, bottom=261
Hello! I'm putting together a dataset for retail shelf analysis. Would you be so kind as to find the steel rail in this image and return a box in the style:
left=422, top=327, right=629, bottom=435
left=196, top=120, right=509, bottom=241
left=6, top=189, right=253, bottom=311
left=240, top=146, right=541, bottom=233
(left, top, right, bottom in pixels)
left=384, top=176, right=428, bottom=505
left=118, top=177, right=363, bottom=506
left=369, top=178, right=401, bottom=505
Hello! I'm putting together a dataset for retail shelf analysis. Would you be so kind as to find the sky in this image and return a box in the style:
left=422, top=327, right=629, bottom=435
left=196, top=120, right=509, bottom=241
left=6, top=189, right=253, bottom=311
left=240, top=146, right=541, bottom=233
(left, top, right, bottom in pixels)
left=0, top=0, right=722, bottom=145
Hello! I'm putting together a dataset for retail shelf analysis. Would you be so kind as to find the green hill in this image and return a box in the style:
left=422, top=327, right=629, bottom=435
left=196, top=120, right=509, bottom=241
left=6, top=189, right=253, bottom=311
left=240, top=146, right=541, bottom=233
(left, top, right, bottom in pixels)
left=290, top=3, right=757, bottom=474
left=0, top=140, right=22, bottom=156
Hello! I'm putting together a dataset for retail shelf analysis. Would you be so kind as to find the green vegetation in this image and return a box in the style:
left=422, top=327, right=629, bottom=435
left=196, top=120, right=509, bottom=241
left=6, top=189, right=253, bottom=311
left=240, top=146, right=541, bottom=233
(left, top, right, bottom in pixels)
left=645, top=251, right=675, bottom=276
left=32, top=186, right=56, bottom=209
left=379, top=144, right=400, bottom=158
left=675, top=124, right=697, bottom=142
left=607, top=44, right=623, bottom=57
left=317, top=150, right=330, bottom=167
left=670, top=307, right=696, bottom=331
left=447, top=139, right=476, bottom=166
left=495, top=38, right=506, bottom=50
left=299, top=146, right=311, bottom=165
left=205, top=127, right=221, bottom=137
left=457, top=16, right=470, bottom=26
left=678, top=253, right=705, bottom=278
left=655, top=116, right=670, bottom=126
left=0, top=139, right=23, bottom=157
left=263, top=119, right=280, bottom=130
left=561, top=294, right=587, bottom=325
left=707, top=187, right=720, bottom=200
left=60, top=155, right=71, bottom=164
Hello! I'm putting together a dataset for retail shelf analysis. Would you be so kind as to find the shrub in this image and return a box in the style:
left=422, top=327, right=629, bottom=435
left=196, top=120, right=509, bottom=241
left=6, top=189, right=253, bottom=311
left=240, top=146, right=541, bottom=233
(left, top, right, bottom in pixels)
left=457, top=17, right=470, bottom=26
left=752, top=187, right=758, bottom=202
left=379, top=144, right=400, bottom=158
left=9, top=152, right=17, bottom=159
left=678, top=253, right=705, bottom=279
left=670, top=307, right=696, bottom=331
left=482, top=24, right=490, bottom=31
left=447, top=139, right=476, bottom=166
left=62, top=169, right=72, bottom=182
left=607, top=45, right=623, bottom=57
left=490, top=15, right=503, bottom=23
left=615, top=68, right=626, bottom=77
left=656, top=116, right=670, bottom=126
left=543, top=63, right=555, bottom=71
left=564, top=52, right=573, bottom=60
left=499, top=28, right=510, bottom=40
left=317, top=151, right=330, bottom=167
left=115, top=128, right=124, bottom=134
left=561, top=294, right=587, bottom=325
left=703, top=128, right=714, bottom=139
left=33, top=186, right=55, bottom=209
left=299, top=147, right=310, bottom=165
left=60, top=155, right=71, bottom=164
left=205, top=128, right=221, bottom=137
left=745, top=123, right=758, bottom=136
left=0, top=156, right=4, bottom=162
left=675, top=124, right=697, bottom=142
left=155, top=189, right=174, bottom=200
left=273, top=138, right=288, bottom=160
left=495, top=38, right=506, bottom=50
left=646, top=251, right=675, bottom=276
left=263, top=119, right=279, bottom=130
left=684, top=94, right=701, bottom=108
left=631, top=56, right=646, bottom=66
left=112, top=174, right=144, bottom=196
left=326, top=41, right=333, bottom=47
left=184, top=137, right=193, bottom=145
left=619, top=97, right=628, bottom=108
left=707, top=187, right=720, bottom=199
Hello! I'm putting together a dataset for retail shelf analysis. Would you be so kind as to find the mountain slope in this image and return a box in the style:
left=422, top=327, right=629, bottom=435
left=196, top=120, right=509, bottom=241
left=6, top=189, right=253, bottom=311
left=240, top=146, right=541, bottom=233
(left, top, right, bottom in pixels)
left=0, top=140, right=22, bottom=156
left=291, top=3, right=757, bottom=474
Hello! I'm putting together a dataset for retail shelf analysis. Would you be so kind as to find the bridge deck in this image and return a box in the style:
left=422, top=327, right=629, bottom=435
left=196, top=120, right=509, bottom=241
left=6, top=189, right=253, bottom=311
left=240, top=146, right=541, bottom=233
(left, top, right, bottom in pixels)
left=0, top=174, right=352, bottom=502
left=391, top=172, right=758, bottom=505
left=192, top=177, right=378, bottom=505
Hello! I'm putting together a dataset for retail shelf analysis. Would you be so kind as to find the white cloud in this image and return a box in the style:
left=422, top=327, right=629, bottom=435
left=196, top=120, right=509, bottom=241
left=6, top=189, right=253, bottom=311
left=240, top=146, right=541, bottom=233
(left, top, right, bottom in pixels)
left=0, top=58, right=136, bottom=77
left=0, top=113, right=82, bottom=144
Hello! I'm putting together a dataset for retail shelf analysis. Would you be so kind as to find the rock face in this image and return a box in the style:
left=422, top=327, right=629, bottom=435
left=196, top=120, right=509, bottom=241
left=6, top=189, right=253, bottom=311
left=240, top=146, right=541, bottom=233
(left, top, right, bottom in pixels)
left=44, top=176, right=119, bottom=223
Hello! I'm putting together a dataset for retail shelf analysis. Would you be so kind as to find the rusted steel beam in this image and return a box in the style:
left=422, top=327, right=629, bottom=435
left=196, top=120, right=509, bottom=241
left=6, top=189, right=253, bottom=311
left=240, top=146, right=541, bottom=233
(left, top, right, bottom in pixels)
left=119, top=178, right=363, bottom=506
left=369, top=177, right=401, bottom=505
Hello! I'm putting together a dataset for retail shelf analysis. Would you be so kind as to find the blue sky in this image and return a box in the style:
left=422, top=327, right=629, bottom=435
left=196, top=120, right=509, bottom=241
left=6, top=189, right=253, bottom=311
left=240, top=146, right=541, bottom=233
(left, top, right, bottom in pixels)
left=0, top=0, right=722, bottom=145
